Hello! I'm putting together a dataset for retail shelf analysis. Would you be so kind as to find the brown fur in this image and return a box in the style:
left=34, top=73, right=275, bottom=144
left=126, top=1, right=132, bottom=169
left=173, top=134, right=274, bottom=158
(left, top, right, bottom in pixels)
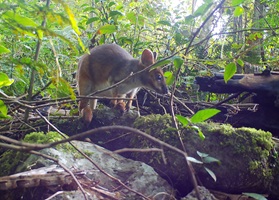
left=77, top=44, right=168, bottom=126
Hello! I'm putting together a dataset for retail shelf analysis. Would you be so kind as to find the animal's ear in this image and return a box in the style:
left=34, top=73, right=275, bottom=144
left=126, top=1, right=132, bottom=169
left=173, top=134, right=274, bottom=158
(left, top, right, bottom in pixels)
left=140, top=49, right=155, bottom=66
left=153, top=52, right=157, bottom=61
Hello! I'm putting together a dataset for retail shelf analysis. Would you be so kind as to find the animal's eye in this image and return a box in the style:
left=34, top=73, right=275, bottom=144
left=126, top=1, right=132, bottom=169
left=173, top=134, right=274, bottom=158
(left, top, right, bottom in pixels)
left=157, top=74, right=162, bottom=81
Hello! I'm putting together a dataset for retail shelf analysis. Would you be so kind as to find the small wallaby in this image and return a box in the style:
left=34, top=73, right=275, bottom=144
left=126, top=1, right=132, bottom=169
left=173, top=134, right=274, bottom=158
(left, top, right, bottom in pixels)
left=77, top=43, right=168, bottom=126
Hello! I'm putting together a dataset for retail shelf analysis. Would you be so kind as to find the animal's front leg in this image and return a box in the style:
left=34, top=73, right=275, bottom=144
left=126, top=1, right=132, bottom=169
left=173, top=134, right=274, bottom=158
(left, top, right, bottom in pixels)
left=110, top=90, right=126, bottom=113
left=126, top=89, right=138, bottom=110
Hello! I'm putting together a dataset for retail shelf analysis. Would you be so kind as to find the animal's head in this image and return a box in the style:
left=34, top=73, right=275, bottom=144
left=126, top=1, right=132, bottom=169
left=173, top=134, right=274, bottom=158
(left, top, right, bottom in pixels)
left=140, top=49, right=169, bottom=95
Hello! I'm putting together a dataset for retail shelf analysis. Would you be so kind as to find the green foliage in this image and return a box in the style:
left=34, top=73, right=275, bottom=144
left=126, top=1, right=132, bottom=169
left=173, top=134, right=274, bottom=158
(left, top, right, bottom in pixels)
left=224, top=62, right=237, bottom=83
left=190, top=108, right=220, bottom=123
left=0, top=72, right=14, bottom=88
left=23, top=131, right=65, bottom=144
left=47, top=77, right=76, bottom=99
left=242, top=193, right=267, bottom=200
left=0, top=44, right=10, bottom=54
left=197, top=149, right=221, bottom=182
left=234, top=6, right=244, bottom=17
left=0, top=99, right=10, bottom=119
left=176, top=108, right=220, bottom=140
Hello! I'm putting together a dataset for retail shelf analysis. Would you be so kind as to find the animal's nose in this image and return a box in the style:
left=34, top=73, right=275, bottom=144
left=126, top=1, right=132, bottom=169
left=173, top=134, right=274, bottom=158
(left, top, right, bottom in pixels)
left=163, top=86, right=169, bottom=95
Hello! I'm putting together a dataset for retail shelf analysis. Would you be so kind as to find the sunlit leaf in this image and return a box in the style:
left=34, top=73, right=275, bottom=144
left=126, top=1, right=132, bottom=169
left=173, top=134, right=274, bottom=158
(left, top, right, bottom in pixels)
left=232, top=0, right=245, bottom=6
left=192, top=125, right=205, bottom=140
left=204, top=167, right=217, bottom=182
left=234, top=6, right=244, bottom=17
left=0, top=45, right=10, bottom=54
left=191, top=108, right=220, bottom=123
left=176, top=114, right=189, bottom=126
left=63, top=3, right=81, bottom=35
left=242, top=193, right=267, bottom=200
left=3, top=10, right=38, bottom=27
left=97, top=24, right=117, bottom=34
left=0, top=100, right=8, bottom=117
left=237, top=59, right=244, bottom=67
left=164, top=71, right=175, bottom=85
left=224, top=62, right=237, bottom=83
left=0, top=72, right=14, bottom=88
left=37, top=29, right=43, bottom=40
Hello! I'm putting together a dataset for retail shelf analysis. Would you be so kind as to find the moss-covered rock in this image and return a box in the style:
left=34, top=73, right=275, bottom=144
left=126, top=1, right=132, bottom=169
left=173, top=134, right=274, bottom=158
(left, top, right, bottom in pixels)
left=0, top=131, right=74, bottom=176
left=132, top=114, right=276, bottom=197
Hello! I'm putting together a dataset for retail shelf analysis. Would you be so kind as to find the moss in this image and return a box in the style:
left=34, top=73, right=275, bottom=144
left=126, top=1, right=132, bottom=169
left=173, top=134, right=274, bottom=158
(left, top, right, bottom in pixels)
left=0, top=150, right=29, bottom=176
left=133, top=114, right=177, bottom=141
left=23, top=131, right=75, bottom=152
left=0, top=131, right=80, bottom=176
left=132, top=116, right=275, bottom=188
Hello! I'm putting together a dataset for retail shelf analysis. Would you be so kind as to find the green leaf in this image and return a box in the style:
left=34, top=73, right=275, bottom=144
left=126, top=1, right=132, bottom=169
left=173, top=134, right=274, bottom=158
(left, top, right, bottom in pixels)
left=62, top=3, right=81, bottom=35
left=192, top=125, right=205, bottom=140
left=108, top=2, right=116, bottom=7
left=37, top=29, right=43, bottom=40
left=150, top=58, right=172, bottom=70
left=0, top=72, right=14, bottom=88
left=237, top=59, right=244, bottom=67
left=224, top=62, right=237, bottom=83
left=234, top=6, right=244, bottom=17
left=176, top=114, right=189, bottom=126
left=97, top=24, right=117, bottom=34
left=126, top=12, right=144, bottom=25
left=187, top=157, right=203, bottom=164
left=86, top=17, right=100, bottom=24
left=109, top=10, right=123, bottom=17
left=0, top=45, right=10, bottom=54
left=173, top=56, right=184, bottom=69
left=190, top=108, right=220, bottom=123
left=204, top=167, right=217, bottom=182
left=3, top=10, right=38, bottom=27
left=164, top=71, right=175, bottom=85
left=157, top=20, right=172, bottom=26
left=127, top=12, right=137, bottom=23
left=231, top=0, right=245, bottom=6
left=0, top=100, right=8, bottom=117
left=83, top=6, right=95, bottom=12
left=242, top=193, right=267, bottom=200
left=50, top=77, right=76, bottom=99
